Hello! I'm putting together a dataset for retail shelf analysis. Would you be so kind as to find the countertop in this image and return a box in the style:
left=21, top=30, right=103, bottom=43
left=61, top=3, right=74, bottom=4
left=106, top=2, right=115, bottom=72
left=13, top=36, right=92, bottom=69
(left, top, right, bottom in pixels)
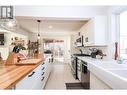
left=0, top=56, right=44, bottom=89
left=76, top=56, right=127, bottom=89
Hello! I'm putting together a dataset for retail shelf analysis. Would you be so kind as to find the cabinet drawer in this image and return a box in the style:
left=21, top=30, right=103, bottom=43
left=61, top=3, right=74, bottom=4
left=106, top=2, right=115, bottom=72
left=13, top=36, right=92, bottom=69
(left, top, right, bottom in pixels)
left=15, top=59, right=52, bottom=89
left=16, top=71, right=37, bottom=89
left=16, top=64, right=42, bottom=89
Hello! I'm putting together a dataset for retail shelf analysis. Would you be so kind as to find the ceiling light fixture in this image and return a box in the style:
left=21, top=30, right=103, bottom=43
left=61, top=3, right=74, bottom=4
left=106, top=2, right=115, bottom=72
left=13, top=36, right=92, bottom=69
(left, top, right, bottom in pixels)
left=37, top=20, right=41, bottom=39
left=48, top=25, right=53, bottom=29
left=0, top=6, right=18, bottom=31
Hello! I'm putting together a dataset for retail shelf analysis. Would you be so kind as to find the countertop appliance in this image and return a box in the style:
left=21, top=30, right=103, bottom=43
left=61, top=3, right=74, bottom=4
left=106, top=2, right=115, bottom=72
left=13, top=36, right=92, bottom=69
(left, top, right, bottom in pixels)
left=75, top=35, right=83, bottom=47
left=77, top=59, right=90, bottom=89
left=71, top=55, right=78, bottom=79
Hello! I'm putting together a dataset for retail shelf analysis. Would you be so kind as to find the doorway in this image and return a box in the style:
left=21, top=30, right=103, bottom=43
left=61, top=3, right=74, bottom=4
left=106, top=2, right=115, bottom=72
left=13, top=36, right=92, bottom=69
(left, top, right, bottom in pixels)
left=53, top=40, right=64, bottom=63
left=43, top=39, right=65, bottom=63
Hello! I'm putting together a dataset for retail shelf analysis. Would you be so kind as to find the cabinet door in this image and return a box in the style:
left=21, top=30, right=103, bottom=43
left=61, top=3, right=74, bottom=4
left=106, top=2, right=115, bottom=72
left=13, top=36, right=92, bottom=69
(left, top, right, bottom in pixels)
left=39, top=63, right=46, bottom=89
left=16, top=71, right=36, bottom=89
left=16, top=64, right=42, bottom=89
left=32, top=65, right=42, bottom=89
left=83, top=16, right=107, bottom=46
left=83, top=19, right=94, bottom=46
left=94, top=16, right=107, bottom=45
left=90, top=72, right=111, bottom=89
left=15, top=60, right=52, bottom=89
left=41, top=72, right=46, bottom=89
left=41, top=58, right=52, bottom=89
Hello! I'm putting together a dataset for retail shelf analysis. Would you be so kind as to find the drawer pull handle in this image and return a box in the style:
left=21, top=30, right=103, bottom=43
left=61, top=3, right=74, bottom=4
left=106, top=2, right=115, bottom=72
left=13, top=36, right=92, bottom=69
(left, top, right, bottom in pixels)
left=42, top=67, right=45, bottom=70
left=41, top=77, right=45, bottom=81
left=28, top=72, right=35, bottom=77
left=42, top=72, right=45, bottom=75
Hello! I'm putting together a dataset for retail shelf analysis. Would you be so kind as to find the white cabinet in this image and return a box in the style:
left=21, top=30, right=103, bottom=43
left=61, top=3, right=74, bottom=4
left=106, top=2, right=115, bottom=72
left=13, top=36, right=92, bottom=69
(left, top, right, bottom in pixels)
left=90, top=72, right=112, bottom=89
left=15, top=56, right=53, bottom=89
left=70, top=34, right=79, bottom=54
left=15, top=54, right=53, bottom=89
left=16, top=65, right=40, bottom=89
left=42, top=55, right=52, bottom=88
left=82, top=16, right=107, bottom=46
left=34, top=64, right=45, bottom=89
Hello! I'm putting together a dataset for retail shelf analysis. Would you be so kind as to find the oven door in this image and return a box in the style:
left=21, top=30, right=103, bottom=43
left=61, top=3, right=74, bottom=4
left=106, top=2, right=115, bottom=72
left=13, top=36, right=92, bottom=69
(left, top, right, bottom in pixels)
left=77, top=59, right=82, bottom=81
left=81, top=63, right=90, bottom=83
left=71, top=56, right=78, bottom=79
left=81, top=62, right=90, bottom=88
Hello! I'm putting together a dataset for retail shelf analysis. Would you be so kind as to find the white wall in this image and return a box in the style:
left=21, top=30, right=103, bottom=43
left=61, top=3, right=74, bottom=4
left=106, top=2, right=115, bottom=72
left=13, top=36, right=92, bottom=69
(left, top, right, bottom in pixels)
left=0, top=28, right=30, bottom=60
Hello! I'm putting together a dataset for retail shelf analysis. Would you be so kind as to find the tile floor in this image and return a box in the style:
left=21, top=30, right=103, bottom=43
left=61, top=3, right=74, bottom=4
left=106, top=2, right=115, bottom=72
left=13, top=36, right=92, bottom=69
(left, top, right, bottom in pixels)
left=44, top=61, right=79, bottom=89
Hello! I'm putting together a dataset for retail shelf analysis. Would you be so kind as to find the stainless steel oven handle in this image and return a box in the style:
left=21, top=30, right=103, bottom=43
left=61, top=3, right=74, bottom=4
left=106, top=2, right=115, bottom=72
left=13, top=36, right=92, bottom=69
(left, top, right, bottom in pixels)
left=82, top=63, right=87, bottom=67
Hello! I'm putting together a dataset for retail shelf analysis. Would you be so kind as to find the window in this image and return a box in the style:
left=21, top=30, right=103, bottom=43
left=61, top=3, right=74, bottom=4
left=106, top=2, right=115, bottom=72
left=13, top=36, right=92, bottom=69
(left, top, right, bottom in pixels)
left=120, top=11, right=127, bottom=59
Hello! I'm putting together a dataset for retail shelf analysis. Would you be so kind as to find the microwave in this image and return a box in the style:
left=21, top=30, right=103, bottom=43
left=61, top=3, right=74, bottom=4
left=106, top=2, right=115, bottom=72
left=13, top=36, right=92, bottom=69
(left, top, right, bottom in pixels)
left=75, top=35, right=83, bottom=47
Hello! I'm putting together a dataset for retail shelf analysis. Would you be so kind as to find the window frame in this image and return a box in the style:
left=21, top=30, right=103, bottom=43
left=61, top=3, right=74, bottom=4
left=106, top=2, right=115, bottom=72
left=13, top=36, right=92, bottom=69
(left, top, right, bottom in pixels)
left=114, top=7, right=127, bottom=59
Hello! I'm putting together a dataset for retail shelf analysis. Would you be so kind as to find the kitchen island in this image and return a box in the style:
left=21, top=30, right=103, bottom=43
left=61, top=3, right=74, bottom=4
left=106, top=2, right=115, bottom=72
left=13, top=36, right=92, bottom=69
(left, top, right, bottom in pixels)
left=0, top=54, right=52, bottom=89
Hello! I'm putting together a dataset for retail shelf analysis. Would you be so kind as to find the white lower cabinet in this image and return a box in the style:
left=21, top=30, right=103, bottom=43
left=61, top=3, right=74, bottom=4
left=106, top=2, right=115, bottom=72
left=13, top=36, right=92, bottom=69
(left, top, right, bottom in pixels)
left=15, top=71, right=37, bottom=89
left=15, top=57, right=52, bottom=89
left=90, top=72, right=112, bottom=89
left=41, top=57, right=52, bottom=88
left=16, top=64, right=42, bottom=89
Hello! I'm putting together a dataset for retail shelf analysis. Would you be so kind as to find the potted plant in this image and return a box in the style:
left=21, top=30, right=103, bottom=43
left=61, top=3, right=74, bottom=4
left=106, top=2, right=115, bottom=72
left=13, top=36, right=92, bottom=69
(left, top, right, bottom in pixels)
left=18, top=44, right=28, bottom=57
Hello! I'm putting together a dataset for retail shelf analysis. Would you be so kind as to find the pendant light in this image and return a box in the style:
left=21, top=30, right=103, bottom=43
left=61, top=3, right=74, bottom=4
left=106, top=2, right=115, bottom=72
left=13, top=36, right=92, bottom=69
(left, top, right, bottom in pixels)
left=37, top=20, right=41, bottom=39
left=0, top=6, right=18, bottom=31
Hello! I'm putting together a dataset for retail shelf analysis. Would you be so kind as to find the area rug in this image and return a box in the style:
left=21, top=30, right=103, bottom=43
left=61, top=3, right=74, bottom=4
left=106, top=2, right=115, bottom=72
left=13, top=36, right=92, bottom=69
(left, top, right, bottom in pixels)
left=65, top=82, right=89, bottom=90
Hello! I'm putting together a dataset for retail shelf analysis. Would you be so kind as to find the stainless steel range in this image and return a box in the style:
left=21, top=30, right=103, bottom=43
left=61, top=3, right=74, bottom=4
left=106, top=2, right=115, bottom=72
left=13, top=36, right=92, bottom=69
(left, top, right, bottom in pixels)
left=77, top=58, right=90, bottom=88
left=71, top=55, right=78, bottom=79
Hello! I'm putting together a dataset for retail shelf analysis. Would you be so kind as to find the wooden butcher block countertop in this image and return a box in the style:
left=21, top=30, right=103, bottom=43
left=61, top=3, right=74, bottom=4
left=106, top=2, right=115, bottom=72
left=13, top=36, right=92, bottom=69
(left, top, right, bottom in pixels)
left=0, top=57, right=44, bottom=89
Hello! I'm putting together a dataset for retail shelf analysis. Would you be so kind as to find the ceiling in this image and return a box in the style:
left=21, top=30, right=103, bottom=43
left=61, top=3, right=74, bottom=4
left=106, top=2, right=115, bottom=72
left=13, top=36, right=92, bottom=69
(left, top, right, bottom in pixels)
left=16, top=17, right=88, bottom=34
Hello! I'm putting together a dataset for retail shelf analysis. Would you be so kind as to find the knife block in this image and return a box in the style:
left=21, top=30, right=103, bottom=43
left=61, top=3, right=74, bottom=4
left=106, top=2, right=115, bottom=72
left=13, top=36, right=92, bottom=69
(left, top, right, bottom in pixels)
left=6, top=52, right=18, bottom=64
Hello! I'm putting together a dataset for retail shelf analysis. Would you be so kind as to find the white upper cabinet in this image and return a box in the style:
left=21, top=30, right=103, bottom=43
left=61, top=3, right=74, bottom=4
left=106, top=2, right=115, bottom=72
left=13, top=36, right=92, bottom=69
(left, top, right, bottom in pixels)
left=81, top=16, right=107, bottom=46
